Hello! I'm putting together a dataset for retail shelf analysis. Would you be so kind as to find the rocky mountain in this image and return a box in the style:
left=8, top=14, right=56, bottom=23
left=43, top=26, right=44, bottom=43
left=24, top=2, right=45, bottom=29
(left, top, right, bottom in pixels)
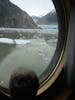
left=37, top=10, right=58, bottom=25
left=0, top=0, right=37, bottom=28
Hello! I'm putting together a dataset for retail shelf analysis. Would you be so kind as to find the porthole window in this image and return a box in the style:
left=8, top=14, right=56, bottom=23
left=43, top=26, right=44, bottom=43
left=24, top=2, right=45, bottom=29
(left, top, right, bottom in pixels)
left=0, top=0, right=67, bottom=95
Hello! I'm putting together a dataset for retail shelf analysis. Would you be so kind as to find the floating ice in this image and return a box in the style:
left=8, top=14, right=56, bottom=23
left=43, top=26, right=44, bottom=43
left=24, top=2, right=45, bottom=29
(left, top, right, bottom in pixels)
left=0, top=38, right=31, bottom=44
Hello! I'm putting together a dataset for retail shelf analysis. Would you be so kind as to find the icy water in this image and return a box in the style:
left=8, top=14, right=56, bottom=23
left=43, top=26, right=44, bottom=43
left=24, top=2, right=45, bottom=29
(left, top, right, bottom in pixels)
left=0, top=25, right=58, bottom=88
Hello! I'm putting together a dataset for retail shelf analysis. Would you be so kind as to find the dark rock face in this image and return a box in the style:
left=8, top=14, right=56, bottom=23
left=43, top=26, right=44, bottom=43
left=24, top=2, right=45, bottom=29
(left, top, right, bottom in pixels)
left=37, top=10, right=58, bottom=25
left=0, top=0, right=37, bottom=28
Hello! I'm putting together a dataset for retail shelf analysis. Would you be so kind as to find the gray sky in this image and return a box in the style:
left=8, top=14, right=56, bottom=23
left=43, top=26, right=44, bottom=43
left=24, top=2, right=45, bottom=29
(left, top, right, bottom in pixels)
left=10, top=0, right=55, bottom=17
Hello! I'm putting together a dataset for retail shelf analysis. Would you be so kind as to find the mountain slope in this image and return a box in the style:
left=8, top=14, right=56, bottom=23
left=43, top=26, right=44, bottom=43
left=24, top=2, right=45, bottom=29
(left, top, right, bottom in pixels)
left=37, top=10, right=58, bottom=25
left=0, top=0, right=37, bottom=28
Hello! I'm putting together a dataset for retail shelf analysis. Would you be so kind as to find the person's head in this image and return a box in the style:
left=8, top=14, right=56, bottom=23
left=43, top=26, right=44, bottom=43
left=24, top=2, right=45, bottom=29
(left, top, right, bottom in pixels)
left=9, top=68, right=39, bottom=100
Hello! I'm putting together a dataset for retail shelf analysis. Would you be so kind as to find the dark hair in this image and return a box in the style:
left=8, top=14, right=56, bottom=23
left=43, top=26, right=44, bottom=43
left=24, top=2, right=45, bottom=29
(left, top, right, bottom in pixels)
left=9, top=68, right=39, bottom=100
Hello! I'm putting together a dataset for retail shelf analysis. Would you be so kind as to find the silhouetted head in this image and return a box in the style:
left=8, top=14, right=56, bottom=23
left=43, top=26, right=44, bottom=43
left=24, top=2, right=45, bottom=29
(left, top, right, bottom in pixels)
left=9, top=68, right=39, bottom=100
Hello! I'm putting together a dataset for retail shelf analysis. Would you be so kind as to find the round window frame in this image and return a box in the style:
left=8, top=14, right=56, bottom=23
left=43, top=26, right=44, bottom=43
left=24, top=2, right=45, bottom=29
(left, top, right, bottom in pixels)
left=37, top=0, right=68, bottom=95
left=0, top=0, right=68, bottom=96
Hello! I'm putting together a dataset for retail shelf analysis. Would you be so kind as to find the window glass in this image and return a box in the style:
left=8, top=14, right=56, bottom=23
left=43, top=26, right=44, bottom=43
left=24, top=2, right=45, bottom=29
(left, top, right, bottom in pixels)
left=0, top=0, right=58, bottom=88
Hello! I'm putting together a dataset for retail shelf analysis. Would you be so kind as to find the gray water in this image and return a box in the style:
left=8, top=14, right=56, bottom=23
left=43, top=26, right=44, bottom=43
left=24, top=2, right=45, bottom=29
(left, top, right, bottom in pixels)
left=0, top=25, right=58, bottom=88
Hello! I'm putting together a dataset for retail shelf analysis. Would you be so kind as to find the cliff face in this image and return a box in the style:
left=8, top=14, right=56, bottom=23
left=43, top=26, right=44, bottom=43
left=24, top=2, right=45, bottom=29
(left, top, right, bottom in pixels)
left=37, top=10, right=58, bottom=25
left=0, top=0, right=37, bottom=28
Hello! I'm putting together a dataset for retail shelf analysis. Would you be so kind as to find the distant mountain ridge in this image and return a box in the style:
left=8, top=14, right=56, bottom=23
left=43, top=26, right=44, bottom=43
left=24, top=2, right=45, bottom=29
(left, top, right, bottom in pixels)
left=0, top=0, right=37, bottom=28
left=32, top=16, right=40, bottom=23
left=37, top=10, right=58, bottom=25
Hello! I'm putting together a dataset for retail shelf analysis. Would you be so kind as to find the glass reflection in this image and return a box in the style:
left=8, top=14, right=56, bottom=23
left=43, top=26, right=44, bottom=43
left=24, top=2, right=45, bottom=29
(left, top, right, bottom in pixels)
left=0, top=0, right=58, bottom=88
